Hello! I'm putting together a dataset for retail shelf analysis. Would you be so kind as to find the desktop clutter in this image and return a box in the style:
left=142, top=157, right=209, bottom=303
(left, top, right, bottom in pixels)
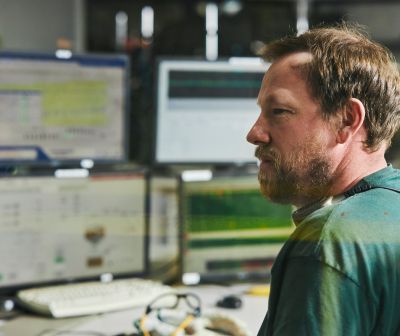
left=133, top=292, right=251, bottom=336
left=136, top=314, right=251, bottom=336
left=134, top=311, right=251, bottom=336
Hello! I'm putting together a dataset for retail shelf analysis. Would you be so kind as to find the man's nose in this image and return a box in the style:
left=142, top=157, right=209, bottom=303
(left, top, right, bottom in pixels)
left=246, top=115, right=271, bottom=145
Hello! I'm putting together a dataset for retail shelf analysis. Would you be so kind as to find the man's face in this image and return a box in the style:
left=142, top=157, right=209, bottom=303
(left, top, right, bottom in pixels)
left=246, top=52, right=337, bottom=207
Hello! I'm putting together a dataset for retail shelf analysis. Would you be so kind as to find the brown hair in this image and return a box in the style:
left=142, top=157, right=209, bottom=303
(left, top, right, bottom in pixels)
left=261, top=23, right=400, bottom=151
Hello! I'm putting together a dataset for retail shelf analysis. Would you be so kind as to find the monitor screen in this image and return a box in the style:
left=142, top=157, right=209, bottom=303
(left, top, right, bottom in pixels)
left=0, top=168, right=146, bottom=292
left=155, top=58, right=268, bottom=164
left=0, top=52, right=129, bottom=163
left=181, top=173, right=294, bottom=284
left=148, top=175, right=180, bottom=282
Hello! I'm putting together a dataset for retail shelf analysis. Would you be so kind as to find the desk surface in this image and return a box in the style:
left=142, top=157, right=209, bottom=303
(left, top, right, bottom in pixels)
left=0, top=284, right=268, bottom=336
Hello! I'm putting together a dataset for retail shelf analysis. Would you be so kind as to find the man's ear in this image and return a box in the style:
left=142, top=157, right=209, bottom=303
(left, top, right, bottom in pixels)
left=336, top=98, right=366, bottom=144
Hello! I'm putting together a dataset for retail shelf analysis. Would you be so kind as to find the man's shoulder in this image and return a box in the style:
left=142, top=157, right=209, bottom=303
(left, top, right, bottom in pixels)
left=288, top=166, right=400, bottom=257
left=302, top=183, right=400, bottom=241
left=295, top=185, right=398, bottom=268
left=288, top=179, right=400, bottom=271
left=332, top=165, right=400, bottom=227
left=334, top=184, right=400, bottom=221
left=308, top=165, right=400, bottom=230
left=362, top=164, right=400, bottom=189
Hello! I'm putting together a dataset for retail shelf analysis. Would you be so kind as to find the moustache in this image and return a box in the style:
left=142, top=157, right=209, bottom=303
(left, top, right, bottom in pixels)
left=255, top=146, right=280, bottom=162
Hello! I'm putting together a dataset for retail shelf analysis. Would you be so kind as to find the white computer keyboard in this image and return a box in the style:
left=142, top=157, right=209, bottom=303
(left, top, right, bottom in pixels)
left=17, top=278, right=175, bottom=318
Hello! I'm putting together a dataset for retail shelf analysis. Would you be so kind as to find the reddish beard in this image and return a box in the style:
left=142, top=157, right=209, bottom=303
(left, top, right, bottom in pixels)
left=255, top=143, right=332, bottom=206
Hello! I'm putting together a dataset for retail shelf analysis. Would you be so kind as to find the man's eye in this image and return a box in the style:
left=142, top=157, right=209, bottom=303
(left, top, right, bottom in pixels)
left=272, top=108, right=288, bottom=115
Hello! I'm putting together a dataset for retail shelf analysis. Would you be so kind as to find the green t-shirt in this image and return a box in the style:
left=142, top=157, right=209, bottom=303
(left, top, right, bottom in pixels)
left=258, top=165, right=400, bottom=335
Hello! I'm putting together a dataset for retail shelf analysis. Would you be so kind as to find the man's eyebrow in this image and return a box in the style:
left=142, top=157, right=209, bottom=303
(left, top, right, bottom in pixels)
left=258, top=94, right=278, bottom=108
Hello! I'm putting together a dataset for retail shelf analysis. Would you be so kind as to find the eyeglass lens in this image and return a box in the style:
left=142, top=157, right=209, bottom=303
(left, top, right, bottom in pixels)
left=150, top=293, right=179, bottom=309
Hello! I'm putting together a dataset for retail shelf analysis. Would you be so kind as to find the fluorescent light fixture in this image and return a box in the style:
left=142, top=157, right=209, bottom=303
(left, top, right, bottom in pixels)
left=297, top=17, right=309, bottom=35
left=205, top=3, right=219, bottom=60
left=80, top=159, right=94, bottom=169
left=55, top=169, right=89, bottom=179
left=55, top=49, right=72, bottom=59
left=182, top=272, right=201, bottom=285
left=182, top=170, right=213, bottom=182
left=221, top=0, right=243, bottom=16
left=206, top=34, right=218, bottom=61
left=141, top=6, right=154, bottom=39
left=206, top=3, right=218, bottom=34
left=296, top=0, right=309, bottom=35
left=115, top=11, right=128, bottom=48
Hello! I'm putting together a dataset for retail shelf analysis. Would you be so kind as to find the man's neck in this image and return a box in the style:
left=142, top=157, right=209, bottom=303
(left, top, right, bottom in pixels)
left=328, top=149, right=387, bottom=198
left=293, top=146, right=388, bottom=209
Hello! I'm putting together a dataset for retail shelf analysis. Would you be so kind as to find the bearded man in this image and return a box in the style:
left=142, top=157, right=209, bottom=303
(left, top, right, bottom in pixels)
left=247, top=24, right=400, bottom=335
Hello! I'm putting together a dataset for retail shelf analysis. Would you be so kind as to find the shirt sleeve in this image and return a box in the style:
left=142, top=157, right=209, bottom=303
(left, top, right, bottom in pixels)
left=271, top=257, right=376, bottom=336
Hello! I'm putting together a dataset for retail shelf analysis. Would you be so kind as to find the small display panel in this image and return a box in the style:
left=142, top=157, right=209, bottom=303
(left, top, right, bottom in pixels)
left=155, top=58, right=268, bottom=164
left=0, top=168, right=146, bottom=290
left=182, top=174, right=294, bottom=283
left=0, top=52, right=129, bottom=163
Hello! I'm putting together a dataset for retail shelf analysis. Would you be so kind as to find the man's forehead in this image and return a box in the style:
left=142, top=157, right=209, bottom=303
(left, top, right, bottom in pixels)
left=257, top=52, right=312, bottom=105
left=262, top=52, right=312, bottom=87
left=270, top=51, right=312, bottom=72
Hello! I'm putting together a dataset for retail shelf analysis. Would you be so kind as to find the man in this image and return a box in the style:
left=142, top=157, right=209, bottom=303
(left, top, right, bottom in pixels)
left=246, top=24, right=400, bottom=335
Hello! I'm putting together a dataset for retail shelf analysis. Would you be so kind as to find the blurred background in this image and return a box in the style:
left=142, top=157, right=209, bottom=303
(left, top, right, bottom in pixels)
left=1, top=0, right=399, bottom=166
left=1, top=2, right=400, bottom=329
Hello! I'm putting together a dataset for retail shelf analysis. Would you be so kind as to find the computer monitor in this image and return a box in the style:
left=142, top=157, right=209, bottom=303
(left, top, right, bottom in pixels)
left=181, top=172, right=294, bottom=284
left=155, top=58, right=268, bottom=165
left=0, top=167, right=146, bottom=293
left=0, top=51, right=129, bottom=164
left=148, top=174, right=180, bottom=283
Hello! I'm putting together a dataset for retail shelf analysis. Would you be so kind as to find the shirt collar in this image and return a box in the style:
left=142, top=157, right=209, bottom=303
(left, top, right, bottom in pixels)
left=292, top=194, right=344, bottom=226
left=291, top=165, right=397, bottom=226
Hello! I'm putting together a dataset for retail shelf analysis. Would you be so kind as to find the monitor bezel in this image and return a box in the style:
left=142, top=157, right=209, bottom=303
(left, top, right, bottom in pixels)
left=146, top=171, right=181, bottom=284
